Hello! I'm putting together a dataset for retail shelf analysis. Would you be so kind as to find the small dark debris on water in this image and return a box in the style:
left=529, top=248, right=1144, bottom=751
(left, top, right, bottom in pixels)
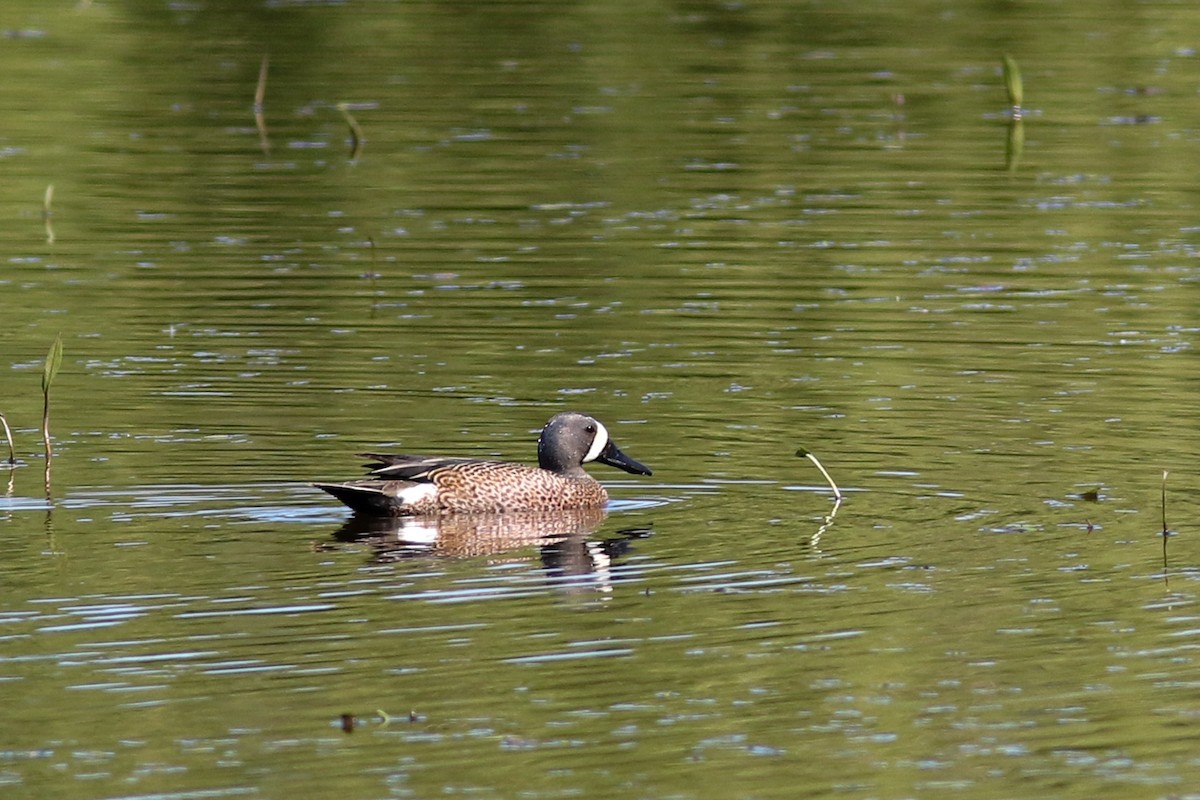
left=340, top=713, right=356, bottom=733
left=1079, top=488, right=1100, bottom=502
left=1105, top=114, right=1161, bottom=125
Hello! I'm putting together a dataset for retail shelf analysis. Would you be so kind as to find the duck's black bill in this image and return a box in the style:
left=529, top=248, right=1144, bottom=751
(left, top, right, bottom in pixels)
left=597, top=440, right=653, bottom=476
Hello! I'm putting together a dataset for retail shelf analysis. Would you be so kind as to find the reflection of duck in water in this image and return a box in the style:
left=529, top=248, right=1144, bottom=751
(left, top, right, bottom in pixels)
left=314, top=412, right=652, bottom=516
left=331, top=508, right=653, bottom=595
left=333, top=506, right=609, bottom=558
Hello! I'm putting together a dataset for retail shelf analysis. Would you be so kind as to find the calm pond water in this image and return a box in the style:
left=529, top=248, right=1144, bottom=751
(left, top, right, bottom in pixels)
left=3, top=1, right=1200, bottom=798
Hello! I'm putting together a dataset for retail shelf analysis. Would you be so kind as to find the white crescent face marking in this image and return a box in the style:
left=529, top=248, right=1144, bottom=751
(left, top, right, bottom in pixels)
left=583, top=420, right=609, bottom=463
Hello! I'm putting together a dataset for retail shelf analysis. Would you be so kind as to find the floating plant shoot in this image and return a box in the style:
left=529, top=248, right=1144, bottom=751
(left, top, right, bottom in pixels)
left=796, top=446, right=842, bottom=548
left=1002, top=54, right=1025, bottom=171
left=43, top=184, right=55, bottom=245
left=254, top=53, right=270, bottom=154
left=337, top=102, right=365, bottom=162
left=1161, top=470, right=1169, bottom=536
left=795, top=446, right=842, bottom=501
left=0, top=411, right=14, bottom=464
left=1002, top=53, right=1023, bottom=120
left=1161, top=470, right=1172, bottom=585
left=41, top=333, right=63, bottom=460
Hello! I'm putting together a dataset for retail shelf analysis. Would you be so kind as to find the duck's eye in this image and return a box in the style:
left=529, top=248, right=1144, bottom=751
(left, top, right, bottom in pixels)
left=585, top=424, right=595, bottom=433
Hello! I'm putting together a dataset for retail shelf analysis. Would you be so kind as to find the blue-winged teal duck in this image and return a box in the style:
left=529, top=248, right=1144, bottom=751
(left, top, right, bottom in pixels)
left=313, top=411, right=652, bottom=516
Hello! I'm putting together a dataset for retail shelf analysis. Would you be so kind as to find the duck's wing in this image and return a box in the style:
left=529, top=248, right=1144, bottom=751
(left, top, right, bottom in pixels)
left=356, top=453, right=490, bottom=481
